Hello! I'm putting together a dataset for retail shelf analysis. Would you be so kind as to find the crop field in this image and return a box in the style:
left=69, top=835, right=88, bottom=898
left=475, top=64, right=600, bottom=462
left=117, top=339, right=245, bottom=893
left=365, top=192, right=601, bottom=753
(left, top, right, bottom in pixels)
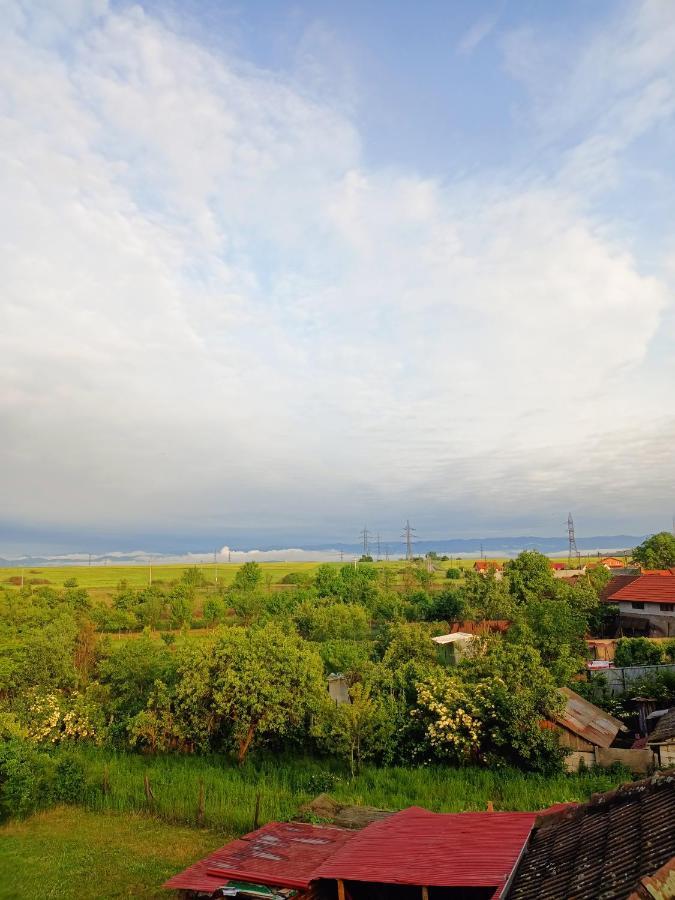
left=0, top=806, right=223, bottom=899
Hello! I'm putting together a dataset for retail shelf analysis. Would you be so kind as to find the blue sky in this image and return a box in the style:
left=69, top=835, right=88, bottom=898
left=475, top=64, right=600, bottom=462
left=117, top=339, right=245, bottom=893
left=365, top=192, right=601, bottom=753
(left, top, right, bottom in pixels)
left=1, top=0, right=674, bottom=554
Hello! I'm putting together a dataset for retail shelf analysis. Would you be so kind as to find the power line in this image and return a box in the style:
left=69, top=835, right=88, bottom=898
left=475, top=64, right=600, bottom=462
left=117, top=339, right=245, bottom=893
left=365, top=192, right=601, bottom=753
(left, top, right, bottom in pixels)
left=402, top=519, right=416, bottom=561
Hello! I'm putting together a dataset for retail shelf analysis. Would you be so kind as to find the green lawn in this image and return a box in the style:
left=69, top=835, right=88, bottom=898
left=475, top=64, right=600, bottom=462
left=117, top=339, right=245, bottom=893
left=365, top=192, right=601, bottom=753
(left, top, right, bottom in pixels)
left=0, top=806, right=224, bottom=899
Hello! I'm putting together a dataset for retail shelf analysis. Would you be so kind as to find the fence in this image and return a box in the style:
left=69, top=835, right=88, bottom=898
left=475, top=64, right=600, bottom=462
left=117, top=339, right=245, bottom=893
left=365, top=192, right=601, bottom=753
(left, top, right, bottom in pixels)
left=591, top=663, right=675, bottom=696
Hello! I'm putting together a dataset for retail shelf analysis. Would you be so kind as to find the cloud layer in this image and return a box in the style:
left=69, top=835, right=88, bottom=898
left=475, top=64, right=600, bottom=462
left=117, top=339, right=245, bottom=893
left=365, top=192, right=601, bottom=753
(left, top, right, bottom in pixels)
left=1, top=0, right=674, bottom=547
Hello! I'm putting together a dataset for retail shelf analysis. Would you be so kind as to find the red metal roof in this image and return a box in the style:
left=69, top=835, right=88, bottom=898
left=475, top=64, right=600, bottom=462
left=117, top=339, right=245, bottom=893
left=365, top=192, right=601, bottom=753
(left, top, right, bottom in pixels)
left=603, top=574, right=675, bottom=605
left=312, top=806, right=536, bottom=893
left=163, top=821, right=355, bottom=893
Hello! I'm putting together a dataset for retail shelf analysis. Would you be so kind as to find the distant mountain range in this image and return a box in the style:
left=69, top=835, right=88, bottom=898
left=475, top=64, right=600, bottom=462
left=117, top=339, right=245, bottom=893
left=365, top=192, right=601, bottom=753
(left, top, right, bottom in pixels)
left=0, top=535, right=645, bottom=566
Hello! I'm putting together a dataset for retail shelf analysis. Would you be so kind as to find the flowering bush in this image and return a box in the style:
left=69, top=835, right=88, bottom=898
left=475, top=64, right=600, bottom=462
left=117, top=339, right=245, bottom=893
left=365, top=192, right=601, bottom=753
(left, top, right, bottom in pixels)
left=25, top=690, right=103, bottom=745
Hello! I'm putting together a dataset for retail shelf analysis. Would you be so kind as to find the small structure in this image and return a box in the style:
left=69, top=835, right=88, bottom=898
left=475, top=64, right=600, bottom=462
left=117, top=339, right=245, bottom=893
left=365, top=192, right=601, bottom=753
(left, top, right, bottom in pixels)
left=432, top=631, right=475, bottom=664
left=600, top=556, right=626, bottom=569
left=312, top=806, right=537, bottom=900
left=547, top=687, right=629, bottom=772
left=327, top=674, right=350, bottom=706
left=647, top=708, right=675, bottom=768
left=164, top=820, right=354, bottom=898
left=602, top=574, right=675, bottom=637
left=508, top=770, right=675, bottom=900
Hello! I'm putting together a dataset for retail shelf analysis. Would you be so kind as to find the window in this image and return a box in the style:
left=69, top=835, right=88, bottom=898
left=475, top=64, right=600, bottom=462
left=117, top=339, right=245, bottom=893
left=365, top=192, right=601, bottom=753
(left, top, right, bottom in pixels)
left=631, top=602, right=645, bottom=610
left=660, top=603, right=674, bottom=612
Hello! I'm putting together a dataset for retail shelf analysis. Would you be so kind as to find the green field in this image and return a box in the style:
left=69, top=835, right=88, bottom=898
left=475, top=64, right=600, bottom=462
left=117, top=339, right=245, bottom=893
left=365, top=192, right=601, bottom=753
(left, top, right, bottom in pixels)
left=0, top=806, right=223, bottom=899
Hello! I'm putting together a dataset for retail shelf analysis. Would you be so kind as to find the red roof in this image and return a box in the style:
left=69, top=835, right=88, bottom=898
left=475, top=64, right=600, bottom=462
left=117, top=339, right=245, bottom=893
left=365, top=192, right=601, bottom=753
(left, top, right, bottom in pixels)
left=603, top=574, right=675, bottom=605
left=312, top=806, right=536, bottom=894
left=641, top=569, right=675, bottom=576
left=163, top=821, right=354, bottom=893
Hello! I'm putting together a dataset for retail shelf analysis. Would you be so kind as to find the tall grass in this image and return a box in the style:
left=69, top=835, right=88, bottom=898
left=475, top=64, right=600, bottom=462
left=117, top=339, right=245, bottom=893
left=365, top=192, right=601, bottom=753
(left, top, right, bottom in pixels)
left=68, top=749, right=627, bottom=835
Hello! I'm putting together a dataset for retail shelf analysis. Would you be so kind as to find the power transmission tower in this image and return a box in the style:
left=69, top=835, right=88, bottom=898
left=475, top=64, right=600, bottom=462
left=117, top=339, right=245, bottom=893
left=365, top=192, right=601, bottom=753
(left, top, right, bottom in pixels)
left=402, top=520, right=416, bottom=561
left=385, top=544, right=390, bottom=562
left=376, top=533, right=381, bottom=562
left=339, top=549, right=344, bottom=562
left=359, top=526, right=370, bottom=557
left=567, top=513, right=580, bottom=563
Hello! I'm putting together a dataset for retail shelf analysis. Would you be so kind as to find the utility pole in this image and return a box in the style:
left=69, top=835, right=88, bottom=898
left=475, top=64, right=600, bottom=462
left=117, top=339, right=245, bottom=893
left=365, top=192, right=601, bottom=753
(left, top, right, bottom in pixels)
left=359, top=525, right=370, bottom=558
left=88, top=553, right=92, bottom=567
left=402, top=520, right=415, bottom=561
left=214, top=549, right=218, bottom=586
left=148, top=557, right=152, bottom=586
left=567, top=513, right=580, bottom=563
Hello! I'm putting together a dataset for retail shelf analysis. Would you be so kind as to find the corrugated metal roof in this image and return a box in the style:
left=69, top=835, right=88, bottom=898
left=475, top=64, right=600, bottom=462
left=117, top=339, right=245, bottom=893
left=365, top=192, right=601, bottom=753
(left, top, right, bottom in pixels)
left=312, top=806, right=536, bottom=892
left=604, top=574, right=675, bottom=605
left=555, top=687, right=626, bottom=748
left=163, top=821, right=355, bottom=893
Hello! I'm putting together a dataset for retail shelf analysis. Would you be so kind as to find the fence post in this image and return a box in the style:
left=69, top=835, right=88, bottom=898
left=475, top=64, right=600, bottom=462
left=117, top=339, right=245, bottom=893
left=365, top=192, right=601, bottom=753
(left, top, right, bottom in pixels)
left=196, top=780, right=205, bottom=826
left=144, top=773, right=155, bottom=809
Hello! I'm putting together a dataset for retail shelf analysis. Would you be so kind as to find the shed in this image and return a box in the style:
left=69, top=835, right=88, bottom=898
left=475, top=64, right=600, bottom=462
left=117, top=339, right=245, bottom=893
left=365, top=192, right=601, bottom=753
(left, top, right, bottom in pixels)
left=549, top=687, right=627, bottom=772
left=328, top=674, right=350, bottom=706
left=647, top=707, right=675, bottom=768
left=313, top=806, right=537, bottom=899
left=432, top=631, right=475, bottom=664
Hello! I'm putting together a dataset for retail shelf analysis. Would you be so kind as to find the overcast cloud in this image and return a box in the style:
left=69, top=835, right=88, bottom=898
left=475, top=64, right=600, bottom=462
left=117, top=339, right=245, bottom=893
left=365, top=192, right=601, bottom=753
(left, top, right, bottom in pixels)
left=1, top=0, right=674, bottom=552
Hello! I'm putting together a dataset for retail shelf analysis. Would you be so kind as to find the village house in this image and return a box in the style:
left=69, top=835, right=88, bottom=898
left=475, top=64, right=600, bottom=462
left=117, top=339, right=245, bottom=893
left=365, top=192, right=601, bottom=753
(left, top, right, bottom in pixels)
left=602, top=574, right=675, bottom=637
left=473, top=560, right=503, bottom=578
left=165, top=772, right=675, bottom=900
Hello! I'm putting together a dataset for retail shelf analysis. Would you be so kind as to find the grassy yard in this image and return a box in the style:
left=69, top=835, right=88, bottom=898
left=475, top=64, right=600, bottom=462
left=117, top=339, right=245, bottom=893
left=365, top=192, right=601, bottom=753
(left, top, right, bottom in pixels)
left=70, top=749, right=627, bottom=834
left=0, top=805, right=224, bottom=899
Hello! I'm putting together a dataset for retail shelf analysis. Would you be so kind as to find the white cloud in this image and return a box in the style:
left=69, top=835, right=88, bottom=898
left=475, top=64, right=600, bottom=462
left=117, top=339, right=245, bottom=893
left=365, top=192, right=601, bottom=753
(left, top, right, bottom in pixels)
left=0, top=0, right=674, bottom=544
left=457, top=12, right=500, bottom=56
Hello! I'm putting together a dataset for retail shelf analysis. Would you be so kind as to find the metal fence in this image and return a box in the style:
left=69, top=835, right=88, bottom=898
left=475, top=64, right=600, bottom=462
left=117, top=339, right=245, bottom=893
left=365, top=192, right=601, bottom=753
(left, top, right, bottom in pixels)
left=591, top=663, right=675, bottom=696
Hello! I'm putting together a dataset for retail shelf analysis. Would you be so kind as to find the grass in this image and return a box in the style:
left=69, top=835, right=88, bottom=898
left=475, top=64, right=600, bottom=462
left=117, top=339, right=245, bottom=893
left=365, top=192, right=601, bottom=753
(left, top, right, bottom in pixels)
left=68, top=749, right=627, bottom=834
left=0, top=805, right=224, bottom=899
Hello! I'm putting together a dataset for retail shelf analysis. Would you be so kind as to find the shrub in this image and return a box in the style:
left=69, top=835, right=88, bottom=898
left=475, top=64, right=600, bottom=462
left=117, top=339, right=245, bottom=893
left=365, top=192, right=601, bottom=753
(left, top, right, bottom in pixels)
left=446, top=568, right=461, bottom=580
left=53, top=756, right=86, bottom=804
left=614, top=638, right=664, bottom=668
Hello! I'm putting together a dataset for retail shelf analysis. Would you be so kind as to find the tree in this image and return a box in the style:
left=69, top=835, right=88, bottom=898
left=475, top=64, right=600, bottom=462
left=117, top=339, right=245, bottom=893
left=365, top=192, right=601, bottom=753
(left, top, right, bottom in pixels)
left=614, top=637, right=664, bottom=668
left=506, top=551, right=555, bottom=604
left=632, top=532, right=675, bottom=569
left=461, top=571, right=515, bottom=620
left=313, top=683, right=394, bottom=776
left=232, top=562, right=263, bottom=592
left=204, top=624, right=324, bottom=763
left=416, top=641, right=565, bottom=770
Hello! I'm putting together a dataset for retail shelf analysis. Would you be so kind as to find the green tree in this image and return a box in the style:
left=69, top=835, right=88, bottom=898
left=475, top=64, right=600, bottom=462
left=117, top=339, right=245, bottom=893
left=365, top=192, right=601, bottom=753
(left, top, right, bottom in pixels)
left=461, top=571, right=515, bottom=620
left=313, top=683, right=394, bottom=776
left=232, top=562, right=263, bottom=592
left=614, top=637, right=664, bottom=667
left=632, top=532, right=675, bottom=569
left=506, top=551, right=555, bottom=604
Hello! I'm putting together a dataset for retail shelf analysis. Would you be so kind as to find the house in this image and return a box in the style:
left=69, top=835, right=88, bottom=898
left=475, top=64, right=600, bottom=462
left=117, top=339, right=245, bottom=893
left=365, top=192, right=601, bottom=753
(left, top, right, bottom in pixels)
left=508, top=770, right=675, bottom=900
left=432, top=631, right=475, bottom=664
left=473, top=560, right=503, bottom=577
left=647, top=708, right=675, bottom=768
left=601, top=556, right=627, bottom=569
left=602, top=574, right=675, bottom=637
left=448, top=619, right=510, bottom=635
left=550, top=562, right=566, bottom=571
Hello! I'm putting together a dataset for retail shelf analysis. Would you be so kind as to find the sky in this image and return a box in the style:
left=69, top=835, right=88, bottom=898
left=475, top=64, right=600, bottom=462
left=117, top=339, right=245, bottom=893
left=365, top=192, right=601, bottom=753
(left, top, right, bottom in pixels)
left=1, top=0, right=675, bottom=555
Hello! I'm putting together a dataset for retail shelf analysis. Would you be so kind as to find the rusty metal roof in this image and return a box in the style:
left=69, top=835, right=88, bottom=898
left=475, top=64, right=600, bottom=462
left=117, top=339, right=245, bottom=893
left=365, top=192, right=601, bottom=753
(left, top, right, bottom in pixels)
left=163, top=821, right=355, bottom=894
left=555, top=687, right=626, bottom=748
left=312, top=806, right=536, bottom=894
